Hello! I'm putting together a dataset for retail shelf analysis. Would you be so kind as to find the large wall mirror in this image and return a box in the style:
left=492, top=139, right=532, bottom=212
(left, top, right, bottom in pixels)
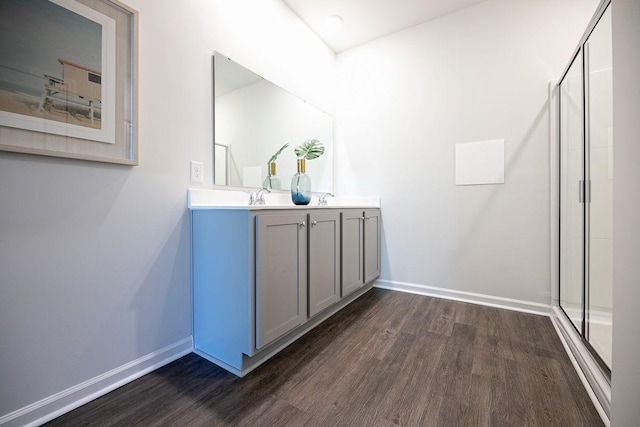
left=213, top=52, right=333, bottom=193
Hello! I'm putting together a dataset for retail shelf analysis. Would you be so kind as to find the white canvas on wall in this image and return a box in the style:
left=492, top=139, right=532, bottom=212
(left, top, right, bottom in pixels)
left=455, top=139, right=505, bottom=185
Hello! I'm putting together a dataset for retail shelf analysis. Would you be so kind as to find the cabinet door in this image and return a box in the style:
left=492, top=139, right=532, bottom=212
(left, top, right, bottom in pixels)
left=364, top=209, right=381, bottom=284
left=308, top=212, right=341, bottom=317
left=256, top=213, right=307, bottom=349
left=341, top=210, right=364, bottom=297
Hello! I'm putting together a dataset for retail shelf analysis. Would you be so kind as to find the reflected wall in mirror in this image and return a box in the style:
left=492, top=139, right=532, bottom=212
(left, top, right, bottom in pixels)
left=213, top=53, right=333, bottom=192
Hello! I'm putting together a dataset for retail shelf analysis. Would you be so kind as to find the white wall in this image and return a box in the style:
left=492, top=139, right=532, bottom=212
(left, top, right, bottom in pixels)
left=203, top=0, right=336, bottom=117
left=335, top=0, right=598, bottom=305
left=611, top=0, right=640, bottom=424
left=0, top=0, right=334, bottom=422
left=216, top=80, right=333, bottom=191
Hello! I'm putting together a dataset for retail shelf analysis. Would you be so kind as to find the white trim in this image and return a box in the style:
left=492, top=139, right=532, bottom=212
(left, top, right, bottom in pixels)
left=374, top=279, right=551, bottom=316
left=194, top=349, right=243, bottom=377
left=0, top=337, right=193, bottom=427
left=550, top=306, right=611, bottom=425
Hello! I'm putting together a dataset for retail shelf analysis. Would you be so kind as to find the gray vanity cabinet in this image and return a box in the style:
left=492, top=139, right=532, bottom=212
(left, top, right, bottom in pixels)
left=191, top=206, right=380, bottom=377
left=341, top=210, right=365, bottom=296
left=364, top=209, right=382, bottom=284
left=308, top=212, right=341, bottom=317
left=341, top=209, right=381, bottom=297
left=256, top=213, right=307, bottom=349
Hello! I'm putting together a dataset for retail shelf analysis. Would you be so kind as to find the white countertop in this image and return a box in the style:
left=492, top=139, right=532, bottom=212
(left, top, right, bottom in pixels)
left=187, top=188, right=381, bottom=210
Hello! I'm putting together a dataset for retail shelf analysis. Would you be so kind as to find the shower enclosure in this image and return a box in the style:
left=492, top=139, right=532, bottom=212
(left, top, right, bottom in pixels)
left=556, top=0, right=612, bottom=416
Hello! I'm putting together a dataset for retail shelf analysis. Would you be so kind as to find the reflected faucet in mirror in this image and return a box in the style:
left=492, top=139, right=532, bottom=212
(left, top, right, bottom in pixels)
left=318, top=193, right=334, bottom=206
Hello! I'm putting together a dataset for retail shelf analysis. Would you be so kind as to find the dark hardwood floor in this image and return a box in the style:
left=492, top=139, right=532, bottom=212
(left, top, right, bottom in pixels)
left=46, top=288, right=603, bottom=426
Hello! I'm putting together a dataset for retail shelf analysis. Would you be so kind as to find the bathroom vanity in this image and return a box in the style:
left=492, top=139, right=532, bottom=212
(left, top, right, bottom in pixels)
left=188, top=189, right=381, bottom=376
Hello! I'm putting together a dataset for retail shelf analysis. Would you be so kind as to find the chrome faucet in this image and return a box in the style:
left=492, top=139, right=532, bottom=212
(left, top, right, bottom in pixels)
left=318, top=193, right=334, bottom=206
left=250, top=188, right=271, bottom=205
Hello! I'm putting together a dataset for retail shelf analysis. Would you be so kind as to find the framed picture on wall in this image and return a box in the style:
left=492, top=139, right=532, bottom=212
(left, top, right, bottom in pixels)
left=0, top=0, right=138, bottom=165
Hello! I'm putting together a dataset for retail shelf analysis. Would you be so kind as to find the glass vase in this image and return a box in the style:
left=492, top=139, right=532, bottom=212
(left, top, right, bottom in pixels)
left=291, top=159, right=311, bottom=205
left=262, top=162, right=281, bottom=190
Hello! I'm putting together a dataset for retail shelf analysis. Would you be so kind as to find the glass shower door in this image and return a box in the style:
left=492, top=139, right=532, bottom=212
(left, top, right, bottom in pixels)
left=585, top=6, right=612, bottom=370
left=559, top=4, right=612, bottom=372
left=559, top=51, right=584, bottom=333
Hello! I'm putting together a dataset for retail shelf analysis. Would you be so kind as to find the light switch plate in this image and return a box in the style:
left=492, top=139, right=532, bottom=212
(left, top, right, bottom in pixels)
left=190, top=161, right=204, bottom=183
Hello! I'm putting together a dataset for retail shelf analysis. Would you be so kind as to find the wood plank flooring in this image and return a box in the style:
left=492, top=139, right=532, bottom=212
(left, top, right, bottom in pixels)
left=46, top=288, right=603, bottom=426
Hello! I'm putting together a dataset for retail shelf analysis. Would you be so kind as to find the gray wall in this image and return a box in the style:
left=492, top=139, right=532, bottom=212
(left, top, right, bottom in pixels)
left=611, top=0, right=640, bottom=424
left=0, top=0, right=335, bottom=420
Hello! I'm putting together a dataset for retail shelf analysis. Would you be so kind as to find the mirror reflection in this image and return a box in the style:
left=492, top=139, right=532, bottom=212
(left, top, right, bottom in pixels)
left=213, top=53, right=333, bottom=192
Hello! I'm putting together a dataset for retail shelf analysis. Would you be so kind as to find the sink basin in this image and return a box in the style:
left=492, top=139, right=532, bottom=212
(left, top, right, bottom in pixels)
left=262, top=192, right=294, bottom=206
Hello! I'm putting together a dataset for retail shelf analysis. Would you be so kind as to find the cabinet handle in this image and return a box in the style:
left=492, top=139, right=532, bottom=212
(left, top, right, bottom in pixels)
left=300, top=221, right=306, bottom=228
left=312, top=221, right=317, bottom=227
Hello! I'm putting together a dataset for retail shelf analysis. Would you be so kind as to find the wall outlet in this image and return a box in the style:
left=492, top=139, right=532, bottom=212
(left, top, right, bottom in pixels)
left=190, top=161, right=204, bottom=183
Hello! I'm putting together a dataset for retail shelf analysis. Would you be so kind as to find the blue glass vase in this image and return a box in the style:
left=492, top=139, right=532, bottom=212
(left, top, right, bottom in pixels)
left=291, top=159, right=311, bottom=205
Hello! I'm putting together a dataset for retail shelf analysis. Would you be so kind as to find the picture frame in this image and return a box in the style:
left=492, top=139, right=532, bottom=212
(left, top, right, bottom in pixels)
left=0, top=0, right=138, bottom=165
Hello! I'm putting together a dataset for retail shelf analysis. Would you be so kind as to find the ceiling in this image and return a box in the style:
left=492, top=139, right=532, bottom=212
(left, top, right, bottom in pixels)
left=282, top=0, right=487, bottom=53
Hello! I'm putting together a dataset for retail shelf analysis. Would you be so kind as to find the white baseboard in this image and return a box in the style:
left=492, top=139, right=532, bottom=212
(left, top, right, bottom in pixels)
left=0, top=337, right=193, bottom=427
left=374, top=279, right=551, bottom=316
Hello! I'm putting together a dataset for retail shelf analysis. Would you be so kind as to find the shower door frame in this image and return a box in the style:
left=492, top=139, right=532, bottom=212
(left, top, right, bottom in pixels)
left=557, top=0, right=612, bottom=379
left=552, top=0, right=612, bottom=420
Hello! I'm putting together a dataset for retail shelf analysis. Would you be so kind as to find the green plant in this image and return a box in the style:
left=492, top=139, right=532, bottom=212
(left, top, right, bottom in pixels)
left=294, top=139, right=324, bottom=160
left=267, top=143, right=289, bottom=164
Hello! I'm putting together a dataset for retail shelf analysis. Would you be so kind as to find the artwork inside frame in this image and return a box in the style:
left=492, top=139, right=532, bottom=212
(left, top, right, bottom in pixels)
left=0, top=0, right=138, bottom=165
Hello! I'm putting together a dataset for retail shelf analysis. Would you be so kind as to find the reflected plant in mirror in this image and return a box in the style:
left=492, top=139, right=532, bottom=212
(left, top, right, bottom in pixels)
left=262, top=143, right=289, bottom=190
left=213, top=52, right=333, bottom=192
left=291, top=139, right=324, bottom=205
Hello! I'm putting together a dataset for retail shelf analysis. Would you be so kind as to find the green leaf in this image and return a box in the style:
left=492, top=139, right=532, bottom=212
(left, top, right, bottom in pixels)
left=267, top=143, right=289, bottom=164
left=294, top=139, right=325, bottom=160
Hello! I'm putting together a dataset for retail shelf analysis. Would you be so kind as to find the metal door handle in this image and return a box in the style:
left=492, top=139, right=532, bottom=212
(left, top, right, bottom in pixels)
left=312, top=221, right=317, bottom=227
left=300, top=221, right=306, bottom=228
left=579, top=180, right=584, bottom=203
